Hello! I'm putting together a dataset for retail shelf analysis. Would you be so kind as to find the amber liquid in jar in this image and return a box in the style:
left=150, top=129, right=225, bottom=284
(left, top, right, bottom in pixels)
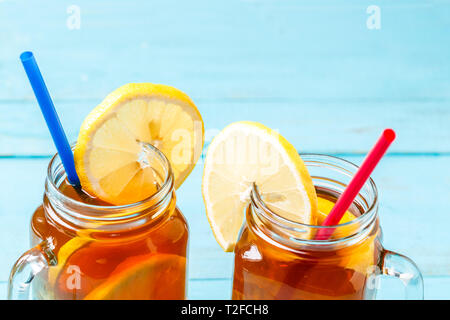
left=31, top=179, right=188, bottom=300
left=232, top=187, right=382, bottom=300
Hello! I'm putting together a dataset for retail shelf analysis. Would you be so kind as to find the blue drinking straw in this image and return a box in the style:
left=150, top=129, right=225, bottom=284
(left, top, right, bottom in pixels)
left=20, top=51, right=80, bottom=186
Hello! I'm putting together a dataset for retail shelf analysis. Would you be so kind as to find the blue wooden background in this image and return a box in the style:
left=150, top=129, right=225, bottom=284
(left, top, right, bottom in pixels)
left=0, top=0, right=449, bottom=299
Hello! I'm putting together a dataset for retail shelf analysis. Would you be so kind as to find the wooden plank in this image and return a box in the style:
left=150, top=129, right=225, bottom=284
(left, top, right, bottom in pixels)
left=0, top=157, right=236, bottom=282
left=189, top=276, right=450, bottom=300
left=423, top=276, right=450, bottom=300
left=0, top=100, right=449, bottom=155
left=0, top=0, right=448, bottom=300
left=0, top=155, right=449, bottom=284
left=1, top=277, right=449, bottom=299
left=183, top=155, right=450, bottom=277
left=0, top=0, right=449, bottom=101
left=188, top=279, right=231, bottom=300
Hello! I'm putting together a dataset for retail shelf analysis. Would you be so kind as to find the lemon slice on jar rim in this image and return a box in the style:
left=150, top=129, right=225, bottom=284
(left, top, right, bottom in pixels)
left=202, top=121, right=318, bottom=252
left=74, top=83, right=204, bottom=205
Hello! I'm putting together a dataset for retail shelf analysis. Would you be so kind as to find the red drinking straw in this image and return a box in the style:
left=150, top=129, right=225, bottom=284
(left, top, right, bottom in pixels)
left=314, top=129, right=396, bottom=240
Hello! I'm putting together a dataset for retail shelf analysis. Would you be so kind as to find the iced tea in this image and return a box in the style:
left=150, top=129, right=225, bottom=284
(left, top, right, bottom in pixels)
left=13, top=144, right=188, bottom=300
left=232, top=154, right=423, bottom=300
left=232, top=187, right=382, bottom=300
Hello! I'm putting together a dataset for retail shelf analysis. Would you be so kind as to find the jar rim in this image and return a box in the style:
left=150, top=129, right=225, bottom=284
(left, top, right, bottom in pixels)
left=249, top=153, right=379, bottom=246
left=45, top=143, right=174, bottom=219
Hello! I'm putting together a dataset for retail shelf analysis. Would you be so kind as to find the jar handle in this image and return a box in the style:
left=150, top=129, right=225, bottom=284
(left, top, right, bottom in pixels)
left=378, top=249, right=424, bottom=299
left=8, top=238, right=57, bottom=300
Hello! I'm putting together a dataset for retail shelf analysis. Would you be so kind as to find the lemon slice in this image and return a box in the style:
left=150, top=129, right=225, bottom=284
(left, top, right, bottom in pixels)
left=48, top=237, right=92, bottom=287
left=84, top=254, right=186, bottom=300
left=316, top=197, right=355, bottom=225
left=202, top=121, right=318, bottom=252
left=74, top=83, right=204, bottom=205
left=316, top=197, right=375, bottom=274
